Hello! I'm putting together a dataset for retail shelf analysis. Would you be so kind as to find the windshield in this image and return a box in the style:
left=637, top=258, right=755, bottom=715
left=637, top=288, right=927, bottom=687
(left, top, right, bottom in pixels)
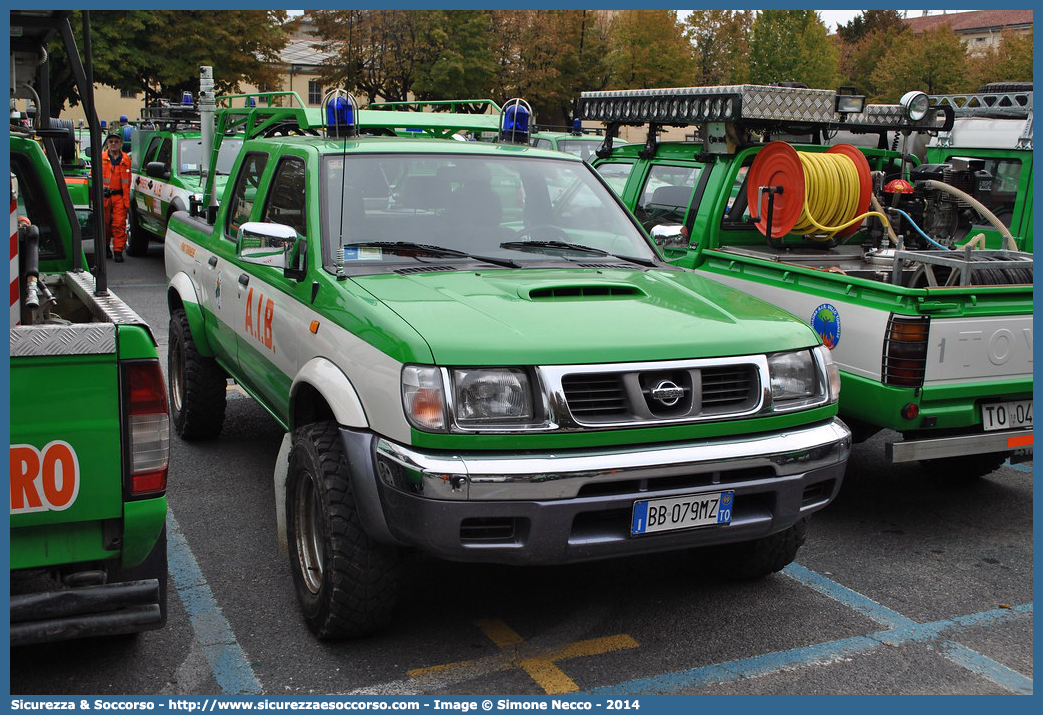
left=554, top=138, right=614, bottom=162
left=178, top=138, right=245, bottom=176
left=321, top=154, right=656, bottom=270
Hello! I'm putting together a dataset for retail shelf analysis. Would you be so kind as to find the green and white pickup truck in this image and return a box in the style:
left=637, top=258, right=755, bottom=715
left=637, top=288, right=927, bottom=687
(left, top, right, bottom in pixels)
left=129, top=70, right=244, bottom=257
left=927, top=86, right=1033, bottom=252
left=580, top=84, right=1032, bottom=477
left=10, top=11, right=170, bottom=645
left=164, top=94, right=850, bottom=639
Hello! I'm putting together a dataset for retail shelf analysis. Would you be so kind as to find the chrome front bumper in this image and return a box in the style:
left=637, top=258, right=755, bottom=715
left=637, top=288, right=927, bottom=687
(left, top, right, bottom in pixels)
left=358, top=418, right=851, bottom=564
left=376, top=419, right=851, bottom=500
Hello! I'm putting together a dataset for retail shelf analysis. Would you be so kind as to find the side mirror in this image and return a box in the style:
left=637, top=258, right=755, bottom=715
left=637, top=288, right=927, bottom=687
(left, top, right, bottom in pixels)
left=238, top=222, right=303, bottom=275
left=145, top=161, right=171, bottom=180
left=649, top=222, right=689, bottom=250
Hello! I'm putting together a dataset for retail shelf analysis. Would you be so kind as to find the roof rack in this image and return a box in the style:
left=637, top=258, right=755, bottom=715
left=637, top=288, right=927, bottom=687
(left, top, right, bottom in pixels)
left=931, top=91, right=1032, bottom=119
left=931, top=92, right=1033, bottom=150
left=140, top=100, right=201, bottom=129
left=575, top=84, right=953, bottom=135
left=369, top=99, right=502, bottom=114
left=209, top=101, right=505, bottom=141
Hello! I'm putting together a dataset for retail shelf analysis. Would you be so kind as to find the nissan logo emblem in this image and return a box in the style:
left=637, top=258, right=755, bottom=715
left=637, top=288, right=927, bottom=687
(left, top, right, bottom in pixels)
left=650, top=380, right=684, bottom=407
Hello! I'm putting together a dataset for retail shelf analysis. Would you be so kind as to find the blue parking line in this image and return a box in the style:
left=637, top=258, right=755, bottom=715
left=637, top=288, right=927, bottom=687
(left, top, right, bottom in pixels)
left=589, top=563, right=1032, bottom=696
left=938, top=639, right=1033, bottom=695
left=590, top=603, right=1032, bottom=696
left=783, top=563, right=915, bottom=628
left=166, top=511, right=264, bottom=695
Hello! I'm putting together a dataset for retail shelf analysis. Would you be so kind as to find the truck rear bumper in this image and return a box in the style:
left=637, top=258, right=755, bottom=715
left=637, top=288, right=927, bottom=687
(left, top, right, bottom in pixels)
left=887, top=428, right=1032, bottom=463
left=9, top=579, right=164, bottom=646
left=359, top=418, right=851, bottom=564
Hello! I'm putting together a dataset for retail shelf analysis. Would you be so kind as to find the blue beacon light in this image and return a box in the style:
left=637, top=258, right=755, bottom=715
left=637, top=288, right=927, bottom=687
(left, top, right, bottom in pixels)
left=326, top=96, right=357, bottom=138
left=571, top=118, right=582, bottom=135
left=500, top=101, right=531, bottom=144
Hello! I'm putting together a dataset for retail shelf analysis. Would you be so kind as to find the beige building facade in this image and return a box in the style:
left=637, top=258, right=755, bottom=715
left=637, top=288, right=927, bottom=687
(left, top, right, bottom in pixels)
left=904, top=9, right=1033, bottom=57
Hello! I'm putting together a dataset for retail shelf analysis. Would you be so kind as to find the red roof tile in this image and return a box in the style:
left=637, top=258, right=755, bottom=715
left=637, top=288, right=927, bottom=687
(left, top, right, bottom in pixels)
left=904, top=10, right=1033, bottom=34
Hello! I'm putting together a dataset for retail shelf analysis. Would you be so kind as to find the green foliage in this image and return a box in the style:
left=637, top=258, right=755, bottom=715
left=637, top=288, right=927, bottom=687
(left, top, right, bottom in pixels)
left=605, top=11, right=695, bottom=90
left=749, top=11, right=838, bottom=88
left=835, top=10, right=905, bottom=45
left=870, top=26, right=967, bottom=100
left=508, top=11, right=613, bottom=126
left=47, top=11, right=288, bottom=110
left=412, top=11, right=497, bottom=105
left=683, top=10, right=753, bottom=85
left=839, top=26, right=912, bottom=98
left=965, top=30, right=1034, bottom=89
left=310, top=10, right=430, bottom=104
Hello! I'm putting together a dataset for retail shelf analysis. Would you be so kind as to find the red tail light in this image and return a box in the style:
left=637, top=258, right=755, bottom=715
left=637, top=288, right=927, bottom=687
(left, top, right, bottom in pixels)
left=881, top=315, right=930, bottom=388
left=123, top=360, right=170, bottom=496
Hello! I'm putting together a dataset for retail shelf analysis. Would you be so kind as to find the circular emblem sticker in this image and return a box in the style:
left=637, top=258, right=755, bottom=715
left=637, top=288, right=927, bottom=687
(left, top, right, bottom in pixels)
left=811, top=303, right=841, bottom=349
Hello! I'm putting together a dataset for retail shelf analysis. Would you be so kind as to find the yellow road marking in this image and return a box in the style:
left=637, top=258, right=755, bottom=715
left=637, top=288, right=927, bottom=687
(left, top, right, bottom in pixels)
left=408, top=619, right=639, bottom=695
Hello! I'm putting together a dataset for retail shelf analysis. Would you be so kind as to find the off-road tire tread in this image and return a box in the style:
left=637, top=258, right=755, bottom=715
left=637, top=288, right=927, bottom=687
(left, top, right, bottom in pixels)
left=715, top=520, right=806, bottom=580
left=977, top=82, right=1032, bottom=93
left=169, top=309, right=226, bottom=439
left=289, top=422, right=401, bottom=640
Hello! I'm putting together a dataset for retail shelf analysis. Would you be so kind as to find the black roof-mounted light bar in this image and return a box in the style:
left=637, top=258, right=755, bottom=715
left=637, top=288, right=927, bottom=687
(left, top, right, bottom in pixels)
left=575, top=84, right=953, bottom=134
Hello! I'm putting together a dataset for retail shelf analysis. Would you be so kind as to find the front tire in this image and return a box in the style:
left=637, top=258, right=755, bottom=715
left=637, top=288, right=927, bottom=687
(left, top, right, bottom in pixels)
left=169, top=308, right=226, bottom=439
left=286, top=422, right=401, bottom=640
left=126, top=205, right=152, bottom=257
left=712, top=520, right=806, bottom=580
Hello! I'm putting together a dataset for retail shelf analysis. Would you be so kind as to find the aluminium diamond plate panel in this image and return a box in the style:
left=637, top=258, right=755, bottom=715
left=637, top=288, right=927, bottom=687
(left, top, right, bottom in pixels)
left=65, top=269, right=150, bottom=326
left=9, top=270, right=154, bottom=356
left=10, top=322, right=117, bottom=356
left=734, top=85, right=837, bottom=123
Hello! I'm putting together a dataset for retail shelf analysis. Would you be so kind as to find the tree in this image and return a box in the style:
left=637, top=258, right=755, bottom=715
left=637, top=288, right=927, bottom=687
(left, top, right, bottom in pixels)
left=835, top=10, right=905, bottom=45
left=412, top=11, right=497, bottom=106
left=310, top=10, right=430, bottom=104
left=869, top=26, right=967, bottom=101
left=683, top=10, right=753, bottom=85
left=605, top=11, right=695, bottom=89
left=748, top=10, right=839, bottom=88
left=505, top=11, right=613, bottom=126
left=965, top=30, right=1034, bottom=89
left=46, top=11, right=288, bottom=112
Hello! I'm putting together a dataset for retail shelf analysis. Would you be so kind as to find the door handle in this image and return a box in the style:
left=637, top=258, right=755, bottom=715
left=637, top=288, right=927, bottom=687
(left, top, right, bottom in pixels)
left=208, top=256, right=218, bottom=267
left=238, top=274, right=250, bottom=287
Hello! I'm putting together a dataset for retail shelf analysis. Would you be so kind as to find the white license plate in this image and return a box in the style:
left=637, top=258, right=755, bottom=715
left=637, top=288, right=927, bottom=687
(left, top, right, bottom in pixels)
left=631, top=491, right=733, bottom=536
left=982, top=400, right=1033, bottom=431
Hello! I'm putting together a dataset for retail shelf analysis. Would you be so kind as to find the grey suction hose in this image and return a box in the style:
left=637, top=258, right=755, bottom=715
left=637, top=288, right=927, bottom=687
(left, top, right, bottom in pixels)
left=921, top=180, right=1018, bottom=251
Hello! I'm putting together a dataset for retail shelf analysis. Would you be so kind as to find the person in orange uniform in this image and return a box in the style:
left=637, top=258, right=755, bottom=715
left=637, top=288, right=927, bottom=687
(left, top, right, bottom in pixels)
left=101, top=131, right=131, bottom=262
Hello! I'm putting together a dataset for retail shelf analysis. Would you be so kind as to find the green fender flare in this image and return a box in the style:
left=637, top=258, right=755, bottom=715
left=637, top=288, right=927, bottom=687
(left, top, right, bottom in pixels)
left=167, top=272, right=215, bottom=357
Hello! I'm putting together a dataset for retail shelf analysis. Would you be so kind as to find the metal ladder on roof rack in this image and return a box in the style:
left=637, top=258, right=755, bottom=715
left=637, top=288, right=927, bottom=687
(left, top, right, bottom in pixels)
left=931, top=91, right=1033, bottom=150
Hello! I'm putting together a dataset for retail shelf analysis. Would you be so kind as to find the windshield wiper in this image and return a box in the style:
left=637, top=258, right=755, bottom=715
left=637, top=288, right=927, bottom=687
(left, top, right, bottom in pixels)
left=500, top=240, right=657, bottom=267
left=500, top=240, right=611, bottom=255
left=343, top=241, right=520, bottom=268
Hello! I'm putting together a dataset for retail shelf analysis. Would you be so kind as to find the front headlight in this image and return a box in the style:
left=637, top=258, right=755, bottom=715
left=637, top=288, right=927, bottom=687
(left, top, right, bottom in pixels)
left=453, top=368, right=534, bottom=426
left=402, top=366, right=447, bottom=431
left=767, top=349, right=824, bottom=410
